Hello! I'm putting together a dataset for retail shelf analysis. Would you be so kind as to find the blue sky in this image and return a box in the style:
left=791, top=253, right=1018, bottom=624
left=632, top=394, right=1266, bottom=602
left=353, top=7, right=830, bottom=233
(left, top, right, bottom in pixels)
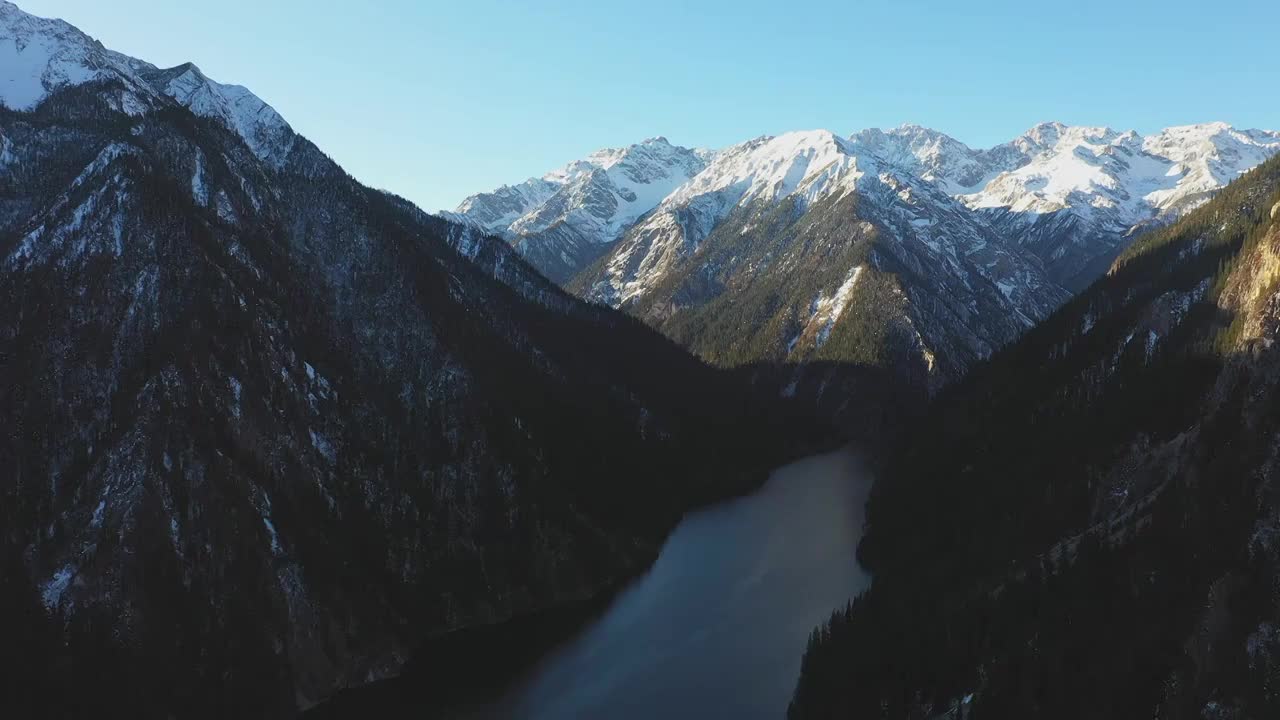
left=19, top=0, right=1280, bottom=212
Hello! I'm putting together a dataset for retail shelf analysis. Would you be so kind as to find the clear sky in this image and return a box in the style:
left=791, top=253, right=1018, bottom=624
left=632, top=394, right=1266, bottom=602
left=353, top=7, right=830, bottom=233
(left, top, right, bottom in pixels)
left=18, top=0, right=1280, bottom=212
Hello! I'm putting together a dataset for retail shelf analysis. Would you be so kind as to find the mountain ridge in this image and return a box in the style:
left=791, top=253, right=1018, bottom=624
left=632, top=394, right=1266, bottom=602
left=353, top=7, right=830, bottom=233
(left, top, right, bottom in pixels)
left=568, top=127, right=1071, bottom=388
left=443, top=136, right=711, bottom=282
left=0, top=0, right=295, bottom=163
left=458, top=121, right=1280, bottom=292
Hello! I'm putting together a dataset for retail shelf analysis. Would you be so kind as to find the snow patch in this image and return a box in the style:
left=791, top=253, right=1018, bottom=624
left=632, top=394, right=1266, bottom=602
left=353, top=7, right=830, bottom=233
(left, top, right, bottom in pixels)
left=309, top=429, right=336, bottom=463
left=90, top=497, right=106, bottom=528
left=806, top=266, right=864, bottom=348
left=255, top=490, right=283, bottom=557
left=40, top=564, right=75, bottom=611
left=191, top=152, right=209, bottom=206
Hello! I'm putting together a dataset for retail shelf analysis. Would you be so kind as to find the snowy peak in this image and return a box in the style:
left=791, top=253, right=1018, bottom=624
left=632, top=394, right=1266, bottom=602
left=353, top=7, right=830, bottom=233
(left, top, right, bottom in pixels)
left=664, top=129, right=862, bottom=210
left=546, top=135, right=703, bottom=183
left=963, top=121, right=1280, bottom=223
left=453, top=178, right=559, bottom=234
left=0, top=2, right=293, bottom=163
left=457, top=137, right=710, bottom=228
left=452, top=136, right=711, bottom=262
left=455, top=120, right=1279, bottom=291
left=948, top=120, right=1280, bottom=286
left=589, top=130, right=873, bottom=308
left=849, top=124, right=998, bottom=194
left=0, top=0, right=126, bottom=111
left=1140, top=122, right=1280, bottom=210
left=144, top=61, right=295, bottom=163
left=1012, top=121, right=1072, bottom=152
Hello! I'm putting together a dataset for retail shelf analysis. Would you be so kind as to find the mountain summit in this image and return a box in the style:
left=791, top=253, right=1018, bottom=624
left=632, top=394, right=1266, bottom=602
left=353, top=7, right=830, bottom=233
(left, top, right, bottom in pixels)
left=460, top=121, right=1280, bottom=292
left=0, top=1, right=294, bottom=163
left=445, top=136, right=711, bottom=281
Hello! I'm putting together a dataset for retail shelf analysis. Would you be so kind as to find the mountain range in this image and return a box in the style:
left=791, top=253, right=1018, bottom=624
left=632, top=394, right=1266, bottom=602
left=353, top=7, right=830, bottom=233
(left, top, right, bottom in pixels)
left=456, top=122, right=1280, bottom=386
left=459, top=122, right=1280, bottom=291
left=5, top=0, right=1280, bottom=718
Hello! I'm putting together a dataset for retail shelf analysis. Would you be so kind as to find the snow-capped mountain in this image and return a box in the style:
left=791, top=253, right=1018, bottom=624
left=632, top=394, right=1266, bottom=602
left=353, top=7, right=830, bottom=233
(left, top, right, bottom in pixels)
left=847, top=123, right=1028, bottom=196
left=854, top=122, right=1280, bottom=288
left=457, top=121, right=1278, bottom=385
left=570, top=129, right=1069, bottom=386
left=587, top=131, right=866, bottom=305
left=448, top=137, right=710, bottom=281
left=0, top=1, right=294, bottom=163
left=961, top=121, right=1280, bottom=220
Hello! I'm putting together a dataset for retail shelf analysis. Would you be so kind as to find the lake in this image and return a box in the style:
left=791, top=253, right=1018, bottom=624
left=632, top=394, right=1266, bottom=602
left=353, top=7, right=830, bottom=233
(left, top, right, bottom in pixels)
left=473, top=447, right=873, bottom=719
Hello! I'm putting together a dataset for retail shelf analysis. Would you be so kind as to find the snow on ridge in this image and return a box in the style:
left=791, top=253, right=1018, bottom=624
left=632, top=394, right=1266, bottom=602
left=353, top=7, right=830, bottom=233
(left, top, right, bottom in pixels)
left=658, top=130, right=866, bottom=217
left=453, top=178, right=560, bottom=234
left=0, top=2, right=293, bottom=162
left=159, top=63, right=295, bottom=164
left=958, top=121, right=1280, bottom=226
left=841, top=120, right=1279, bottom=224
left=456, top=135, right=712, bottom=247
left=457, top=117, right=1277, bottom=302
left=593, top=132, right=871, bottom=307
left=0, top=1, right=105, bottom=111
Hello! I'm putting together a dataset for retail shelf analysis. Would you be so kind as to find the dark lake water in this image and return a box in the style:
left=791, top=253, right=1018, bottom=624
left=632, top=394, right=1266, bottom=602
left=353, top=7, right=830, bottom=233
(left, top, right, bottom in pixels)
left=474, top=448, right=873, bottom=719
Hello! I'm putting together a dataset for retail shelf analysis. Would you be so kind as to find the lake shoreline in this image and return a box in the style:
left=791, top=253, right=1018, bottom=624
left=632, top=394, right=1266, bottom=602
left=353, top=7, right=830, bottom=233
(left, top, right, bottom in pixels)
left=304, top=444, right=867, bottom=720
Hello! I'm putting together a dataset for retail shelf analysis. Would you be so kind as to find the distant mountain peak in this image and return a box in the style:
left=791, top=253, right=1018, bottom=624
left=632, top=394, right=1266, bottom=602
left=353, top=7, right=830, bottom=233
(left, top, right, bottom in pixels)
left=457, top=121, right=1280, bottom=290
left=450, top=135, right=712, bottom=280
left=657, top=129, right=861, bottom=213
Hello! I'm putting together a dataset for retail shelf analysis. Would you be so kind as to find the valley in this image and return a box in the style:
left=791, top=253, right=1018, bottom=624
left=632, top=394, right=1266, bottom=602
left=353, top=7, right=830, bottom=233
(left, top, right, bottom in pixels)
left=311, top=449, right=874, bottom=719
left=2, top=1, right=1279, bottom=718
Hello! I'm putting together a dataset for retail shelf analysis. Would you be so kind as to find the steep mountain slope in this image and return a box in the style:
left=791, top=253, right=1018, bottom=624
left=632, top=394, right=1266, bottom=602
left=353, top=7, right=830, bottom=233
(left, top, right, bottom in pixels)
left=790, top=152, right=1280, bottom=718
left=572, top=130, right=1069, bottom=387
left=447, top=137, right=709, bottom=281
left=0, top=5, right=865, bottom=716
